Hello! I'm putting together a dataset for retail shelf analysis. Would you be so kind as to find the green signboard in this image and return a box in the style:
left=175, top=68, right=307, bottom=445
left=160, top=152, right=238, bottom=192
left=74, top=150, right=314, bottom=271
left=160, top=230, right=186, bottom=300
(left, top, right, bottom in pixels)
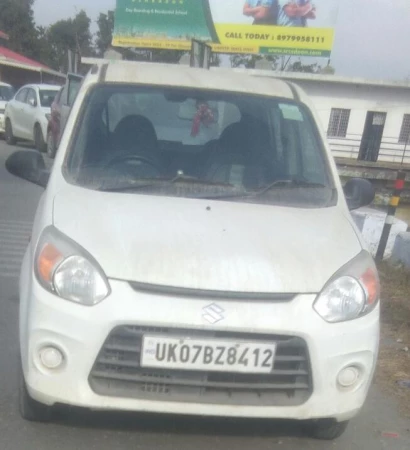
left=113, top=0, right=338, bottom=57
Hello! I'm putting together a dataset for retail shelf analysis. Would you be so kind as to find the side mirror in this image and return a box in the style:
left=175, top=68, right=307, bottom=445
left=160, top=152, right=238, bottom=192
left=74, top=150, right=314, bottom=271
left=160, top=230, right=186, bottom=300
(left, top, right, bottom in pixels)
left=28, top=98, right=37, bottom=107
left=344, top=178, right=375, bottom=211
left=5, top=151, right=50, bottom=188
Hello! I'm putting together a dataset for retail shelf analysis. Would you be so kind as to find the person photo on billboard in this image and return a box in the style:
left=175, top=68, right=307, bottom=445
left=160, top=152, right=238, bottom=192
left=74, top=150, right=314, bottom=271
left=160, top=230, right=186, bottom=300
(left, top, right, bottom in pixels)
left=243, top=0, right=278, bottom=25
left=277, top=0, right=316, bottom=26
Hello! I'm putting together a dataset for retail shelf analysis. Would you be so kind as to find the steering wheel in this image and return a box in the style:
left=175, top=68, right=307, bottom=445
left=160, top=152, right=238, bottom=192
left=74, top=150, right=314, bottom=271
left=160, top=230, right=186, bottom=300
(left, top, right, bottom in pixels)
left=106, top=154, right=161, bottom=173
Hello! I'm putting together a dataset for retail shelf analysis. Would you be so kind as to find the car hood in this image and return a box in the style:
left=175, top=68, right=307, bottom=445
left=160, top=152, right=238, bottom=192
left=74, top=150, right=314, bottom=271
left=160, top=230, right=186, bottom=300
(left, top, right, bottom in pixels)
left=53, top=188, right=361, bottom=294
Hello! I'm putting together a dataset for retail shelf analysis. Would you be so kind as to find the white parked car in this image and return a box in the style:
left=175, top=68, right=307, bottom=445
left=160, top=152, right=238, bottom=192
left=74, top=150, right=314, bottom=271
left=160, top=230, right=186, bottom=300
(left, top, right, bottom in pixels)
left=4, top=84, right=60, bottom=151
left=6, top=61, right=379, bottom=440
left=0, top=82, right=14, bottom=135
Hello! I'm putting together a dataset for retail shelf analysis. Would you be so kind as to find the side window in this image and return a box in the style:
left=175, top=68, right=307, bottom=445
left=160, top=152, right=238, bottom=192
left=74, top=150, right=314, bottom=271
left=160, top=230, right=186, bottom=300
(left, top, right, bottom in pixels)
left=15, top=88, right=28, bottom=103
left=54, top=88, right=63, bottom=106
left=67, top=80, right=82, bottom=106
left=60, top=84, right=68, bottom=106
left=26, top=89, right=37, bottom=106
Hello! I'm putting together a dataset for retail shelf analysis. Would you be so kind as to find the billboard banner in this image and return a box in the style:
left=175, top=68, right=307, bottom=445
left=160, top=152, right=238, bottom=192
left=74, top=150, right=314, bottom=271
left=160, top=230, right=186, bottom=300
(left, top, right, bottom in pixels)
left=112, top=0, right=338, bottom=57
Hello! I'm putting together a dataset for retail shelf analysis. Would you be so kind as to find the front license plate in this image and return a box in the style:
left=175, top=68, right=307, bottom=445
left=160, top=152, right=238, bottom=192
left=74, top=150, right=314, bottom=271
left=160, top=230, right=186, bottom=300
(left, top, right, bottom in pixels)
left=141, top=336, right=276, bottom=373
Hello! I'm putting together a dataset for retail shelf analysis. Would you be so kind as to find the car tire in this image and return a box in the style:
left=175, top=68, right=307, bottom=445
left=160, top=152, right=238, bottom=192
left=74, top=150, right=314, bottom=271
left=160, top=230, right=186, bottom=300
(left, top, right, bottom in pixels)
left=34, top=124, right=46, bottom=152
left=5, top=119, right=16, bottom=145
left=46, top=130, right=56, bottom=158
left=305, top=419, right=349, bottom=440
left=19, top=362, right=53, bottom=422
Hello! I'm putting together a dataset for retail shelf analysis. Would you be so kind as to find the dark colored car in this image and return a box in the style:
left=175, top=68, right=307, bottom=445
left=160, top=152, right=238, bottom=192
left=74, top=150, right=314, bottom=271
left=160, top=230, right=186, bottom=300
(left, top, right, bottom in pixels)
left=47, top=73, right=83, bottom=158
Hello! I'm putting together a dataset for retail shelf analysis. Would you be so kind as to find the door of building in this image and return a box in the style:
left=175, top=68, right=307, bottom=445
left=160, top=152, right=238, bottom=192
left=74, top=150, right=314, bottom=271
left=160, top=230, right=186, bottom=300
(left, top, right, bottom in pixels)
left=358, top=111, right=387, bottom=162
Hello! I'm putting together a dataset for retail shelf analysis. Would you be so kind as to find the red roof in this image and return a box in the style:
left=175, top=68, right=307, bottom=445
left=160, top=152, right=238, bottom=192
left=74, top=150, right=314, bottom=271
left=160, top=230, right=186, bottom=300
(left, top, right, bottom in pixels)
left=0, top=45, right=49, bottom=69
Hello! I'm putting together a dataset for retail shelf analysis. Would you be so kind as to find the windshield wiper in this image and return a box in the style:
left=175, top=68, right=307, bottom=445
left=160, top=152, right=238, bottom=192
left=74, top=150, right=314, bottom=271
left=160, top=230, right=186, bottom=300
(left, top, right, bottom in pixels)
left=98, top=176, right=232, bottom=193
left=98, top=184, right=154, bottom=193
left=202, top=179, right=329, bottom=200
left=254, top=179, right=328, bottom=197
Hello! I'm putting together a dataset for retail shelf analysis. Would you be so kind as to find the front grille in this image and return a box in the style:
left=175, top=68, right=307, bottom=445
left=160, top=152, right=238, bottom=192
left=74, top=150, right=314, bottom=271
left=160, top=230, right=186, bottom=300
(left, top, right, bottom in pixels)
left=89, top=326, right=313, bottom=406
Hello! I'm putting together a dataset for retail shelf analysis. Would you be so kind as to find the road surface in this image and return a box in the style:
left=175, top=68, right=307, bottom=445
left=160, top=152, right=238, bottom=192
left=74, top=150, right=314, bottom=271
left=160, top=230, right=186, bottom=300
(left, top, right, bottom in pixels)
left=0, top=141, right=409, bottom=450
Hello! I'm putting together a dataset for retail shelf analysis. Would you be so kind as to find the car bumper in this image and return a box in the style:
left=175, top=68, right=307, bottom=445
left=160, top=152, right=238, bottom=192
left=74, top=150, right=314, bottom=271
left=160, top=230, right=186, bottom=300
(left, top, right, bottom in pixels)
left=22, top=273, right=380, bottom=422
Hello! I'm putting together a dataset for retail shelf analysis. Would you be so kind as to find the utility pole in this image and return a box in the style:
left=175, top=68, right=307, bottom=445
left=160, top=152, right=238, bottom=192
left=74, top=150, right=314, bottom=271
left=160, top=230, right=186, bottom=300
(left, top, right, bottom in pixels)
left=376, top=171, right=406, bottom=261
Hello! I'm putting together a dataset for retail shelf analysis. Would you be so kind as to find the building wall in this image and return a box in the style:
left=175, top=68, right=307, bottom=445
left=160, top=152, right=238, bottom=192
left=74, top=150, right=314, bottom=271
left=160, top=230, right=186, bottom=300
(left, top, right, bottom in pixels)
left=0, top=65, right=63, bottom=89
left=292, top=80, right=410, bottom=164
left=0, top=65, right=42, bottom=88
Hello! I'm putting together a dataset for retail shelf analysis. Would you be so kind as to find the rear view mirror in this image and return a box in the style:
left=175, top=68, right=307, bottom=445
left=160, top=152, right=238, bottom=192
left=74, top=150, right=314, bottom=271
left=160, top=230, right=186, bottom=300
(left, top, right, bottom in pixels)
left=344, top=178, right=375, bottom=211
left=6, top=151, right=50, bottom=188
left=28, top=98, right=37, bottom=107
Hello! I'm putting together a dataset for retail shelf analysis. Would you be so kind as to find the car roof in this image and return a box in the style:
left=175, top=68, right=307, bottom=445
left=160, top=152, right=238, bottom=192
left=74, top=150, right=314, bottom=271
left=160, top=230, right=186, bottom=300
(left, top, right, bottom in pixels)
left=96, top=61, right=295, bottom=100
left=0, top=82, right=12, bottom=87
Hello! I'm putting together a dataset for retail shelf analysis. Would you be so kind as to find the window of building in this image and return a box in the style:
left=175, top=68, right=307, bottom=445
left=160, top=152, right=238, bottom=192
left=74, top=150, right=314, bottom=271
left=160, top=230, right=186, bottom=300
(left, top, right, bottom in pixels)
left=399, top=114, right=410, bottom=144
left=327, top=108, right=351, bottom=138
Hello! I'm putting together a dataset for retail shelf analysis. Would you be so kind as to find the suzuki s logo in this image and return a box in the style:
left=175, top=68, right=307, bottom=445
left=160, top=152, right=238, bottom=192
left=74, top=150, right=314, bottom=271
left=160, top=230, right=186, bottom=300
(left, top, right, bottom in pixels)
left=202, top=303, right=225, bottom=324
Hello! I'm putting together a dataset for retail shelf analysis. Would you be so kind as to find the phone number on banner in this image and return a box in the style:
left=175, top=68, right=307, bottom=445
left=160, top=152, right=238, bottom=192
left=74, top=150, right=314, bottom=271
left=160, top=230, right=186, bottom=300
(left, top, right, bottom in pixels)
left=276, top=35, right=326, bottom=43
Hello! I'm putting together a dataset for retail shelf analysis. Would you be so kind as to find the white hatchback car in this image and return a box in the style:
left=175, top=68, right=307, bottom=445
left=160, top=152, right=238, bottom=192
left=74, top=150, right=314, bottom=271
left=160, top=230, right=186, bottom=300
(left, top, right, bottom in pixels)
left=5, top=84, right=60, bottom=151
left=6, top=61, right=379, bottom=440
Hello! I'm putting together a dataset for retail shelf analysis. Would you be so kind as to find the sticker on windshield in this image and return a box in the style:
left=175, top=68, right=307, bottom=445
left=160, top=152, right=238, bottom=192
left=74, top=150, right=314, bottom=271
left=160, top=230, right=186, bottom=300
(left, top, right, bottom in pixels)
left=279, top=104, right=304, bottom=122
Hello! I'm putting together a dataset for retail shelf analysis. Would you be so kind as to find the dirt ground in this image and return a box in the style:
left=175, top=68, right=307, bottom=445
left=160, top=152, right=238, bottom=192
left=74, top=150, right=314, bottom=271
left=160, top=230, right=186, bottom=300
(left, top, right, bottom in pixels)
left=376, top=262, right=410, bottom=417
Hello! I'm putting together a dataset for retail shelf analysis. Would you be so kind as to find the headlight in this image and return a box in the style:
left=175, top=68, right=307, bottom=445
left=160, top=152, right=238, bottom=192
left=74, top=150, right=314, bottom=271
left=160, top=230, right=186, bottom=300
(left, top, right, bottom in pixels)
left=35, top=226, right=110, bottom=306
left=314, top=251, right=380, bottom=323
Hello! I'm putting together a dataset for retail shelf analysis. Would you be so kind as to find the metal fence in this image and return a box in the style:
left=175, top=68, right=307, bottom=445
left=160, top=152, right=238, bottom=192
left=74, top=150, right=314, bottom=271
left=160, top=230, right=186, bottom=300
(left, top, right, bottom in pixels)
left=328, top=133, right=410, bottom=164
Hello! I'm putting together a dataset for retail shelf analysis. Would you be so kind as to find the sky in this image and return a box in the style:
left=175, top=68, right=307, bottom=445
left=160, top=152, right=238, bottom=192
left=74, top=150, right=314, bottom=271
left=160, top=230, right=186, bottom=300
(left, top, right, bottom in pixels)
left=33, top=0, right=410, bottom=81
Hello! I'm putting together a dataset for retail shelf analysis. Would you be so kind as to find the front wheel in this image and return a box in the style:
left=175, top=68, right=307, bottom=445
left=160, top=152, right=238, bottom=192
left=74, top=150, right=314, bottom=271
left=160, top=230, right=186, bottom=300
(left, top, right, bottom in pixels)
left=305, top=419, right=349, bottom=440
left=34, top=124, right=46, bottom=152
left=5, top=119, right=16, bottom=145
left=19, top=362, right=53, bottom=422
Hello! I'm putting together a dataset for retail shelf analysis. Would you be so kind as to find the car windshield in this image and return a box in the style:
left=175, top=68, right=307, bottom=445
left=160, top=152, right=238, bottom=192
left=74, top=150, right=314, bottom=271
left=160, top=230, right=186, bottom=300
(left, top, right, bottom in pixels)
left=0, top=85, right=14, bottom=101
left=65, top=84, right=336, bottom=208
left=39, top=89, right=58, bottom=107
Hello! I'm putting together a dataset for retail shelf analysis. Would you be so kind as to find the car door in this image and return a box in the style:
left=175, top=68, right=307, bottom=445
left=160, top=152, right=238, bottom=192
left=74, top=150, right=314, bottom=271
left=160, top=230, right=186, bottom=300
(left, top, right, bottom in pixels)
left=60, top=73, right=83, bottom=141
left=8, top=88, right=28, bottom=138
left=23, top=88, right=39, bottom=139
left=49, top=87, right=63, bottom=142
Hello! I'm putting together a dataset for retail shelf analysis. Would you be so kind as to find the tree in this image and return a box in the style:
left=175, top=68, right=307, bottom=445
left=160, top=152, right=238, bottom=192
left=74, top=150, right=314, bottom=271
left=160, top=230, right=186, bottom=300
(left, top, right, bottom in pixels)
left=96, top=11, right=115, bottom=56
left=230, top=54, right=278, bottom=69
left=0, top=0, right=40, bottom=59
left=320, top=62, right=336, bottom=75
left=46, top=10, right=93, bottom=72
left=287, top=60, right=319, bottom=73
left=35, top=26, right=55, bottom=68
